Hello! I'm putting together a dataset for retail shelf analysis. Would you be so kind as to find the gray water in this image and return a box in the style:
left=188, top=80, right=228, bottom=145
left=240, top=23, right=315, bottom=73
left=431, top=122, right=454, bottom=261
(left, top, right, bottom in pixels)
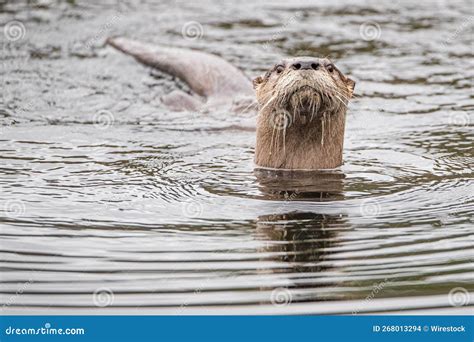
left=1, top=0, right=473, bottom=314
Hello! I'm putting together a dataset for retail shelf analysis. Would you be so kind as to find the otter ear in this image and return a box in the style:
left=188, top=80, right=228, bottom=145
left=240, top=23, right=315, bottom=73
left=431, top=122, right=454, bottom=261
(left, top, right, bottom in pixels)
left=253, top=76, right=264, bottom=89
left=345, top=77, right=355, bottom=94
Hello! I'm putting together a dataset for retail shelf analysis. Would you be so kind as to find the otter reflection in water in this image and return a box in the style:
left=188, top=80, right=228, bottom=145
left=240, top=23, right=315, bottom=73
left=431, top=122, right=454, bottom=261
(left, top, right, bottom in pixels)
left=256, top=211, right=345, bottom=274
left=255, top=211, right=348, bottom=307
left=255, top=168, right=346, bottom=201
left=254, top=170, right=348, bottom=303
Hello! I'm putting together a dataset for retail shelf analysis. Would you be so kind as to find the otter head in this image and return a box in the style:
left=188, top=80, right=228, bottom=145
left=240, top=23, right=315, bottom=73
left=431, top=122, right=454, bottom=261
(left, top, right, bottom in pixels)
left=254, top=57, right=355, bottom=122
left=253, top=57, right=355, bottom=170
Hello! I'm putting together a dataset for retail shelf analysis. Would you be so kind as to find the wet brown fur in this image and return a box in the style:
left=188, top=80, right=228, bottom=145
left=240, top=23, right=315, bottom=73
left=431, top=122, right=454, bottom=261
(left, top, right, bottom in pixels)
left=253, top=57, right=355, bottom=169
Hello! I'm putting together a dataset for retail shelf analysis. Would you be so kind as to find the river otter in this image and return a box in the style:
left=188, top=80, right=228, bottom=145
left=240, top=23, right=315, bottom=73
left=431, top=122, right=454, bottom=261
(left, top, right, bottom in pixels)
left=107, top=38, right=355, bottom=170
left=253, top=57, right=355, bottom=170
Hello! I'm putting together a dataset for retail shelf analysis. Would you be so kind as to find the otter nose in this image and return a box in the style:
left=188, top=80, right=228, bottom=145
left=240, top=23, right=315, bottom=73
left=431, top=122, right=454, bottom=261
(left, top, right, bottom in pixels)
left=291, top=61, right=319, bottom=70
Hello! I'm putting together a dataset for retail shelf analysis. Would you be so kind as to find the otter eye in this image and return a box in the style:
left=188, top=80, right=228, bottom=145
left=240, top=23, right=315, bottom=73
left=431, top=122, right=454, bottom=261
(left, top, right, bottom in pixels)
left=327, top=64, right=335, bottom=72
left=275, top=65, right=285, bottom=74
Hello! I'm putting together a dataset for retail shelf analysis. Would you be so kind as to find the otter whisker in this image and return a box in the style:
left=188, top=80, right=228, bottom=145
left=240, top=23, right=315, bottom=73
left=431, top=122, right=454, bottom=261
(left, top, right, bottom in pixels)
left=333, top=94, right=348, bottom=109
left=328, top=111, right=331, bottom=138
left=260, top=94, right=278, bottom=112
left=321, top=112, right=325, bottom=146
left=332, top=89, right=350, bottom=103
left=270, top=123, right=277, bottom=156
left=237, top=99, right=259, bottom=114
left=329, top=87, right=351, bottom=104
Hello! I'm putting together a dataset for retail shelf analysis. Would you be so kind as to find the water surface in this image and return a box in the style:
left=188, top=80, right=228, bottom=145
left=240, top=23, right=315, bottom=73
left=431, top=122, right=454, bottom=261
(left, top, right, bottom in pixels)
left=1, top=0, right=473, bottom=314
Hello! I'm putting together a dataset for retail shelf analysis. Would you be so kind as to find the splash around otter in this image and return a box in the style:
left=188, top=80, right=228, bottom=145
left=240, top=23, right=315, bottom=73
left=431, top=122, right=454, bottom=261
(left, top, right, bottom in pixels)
left=253, top=57, right=355, bottom=170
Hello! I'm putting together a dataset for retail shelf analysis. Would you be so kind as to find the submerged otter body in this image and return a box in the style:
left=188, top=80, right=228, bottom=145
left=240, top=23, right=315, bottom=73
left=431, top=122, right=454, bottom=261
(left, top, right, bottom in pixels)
left=107, top=38, right=355, bottom=170
left=107, top=37, right=254, bottom=112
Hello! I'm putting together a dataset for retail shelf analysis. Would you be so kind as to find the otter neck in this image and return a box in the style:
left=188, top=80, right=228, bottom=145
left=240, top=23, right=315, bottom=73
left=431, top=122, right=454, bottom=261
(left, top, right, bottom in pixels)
left=255, top=108, right=346, bottom=170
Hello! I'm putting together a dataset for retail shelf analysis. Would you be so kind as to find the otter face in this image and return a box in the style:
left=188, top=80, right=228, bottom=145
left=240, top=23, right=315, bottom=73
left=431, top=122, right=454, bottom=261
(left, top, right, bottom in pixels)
left=253, top=57, right=355, bottom=123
